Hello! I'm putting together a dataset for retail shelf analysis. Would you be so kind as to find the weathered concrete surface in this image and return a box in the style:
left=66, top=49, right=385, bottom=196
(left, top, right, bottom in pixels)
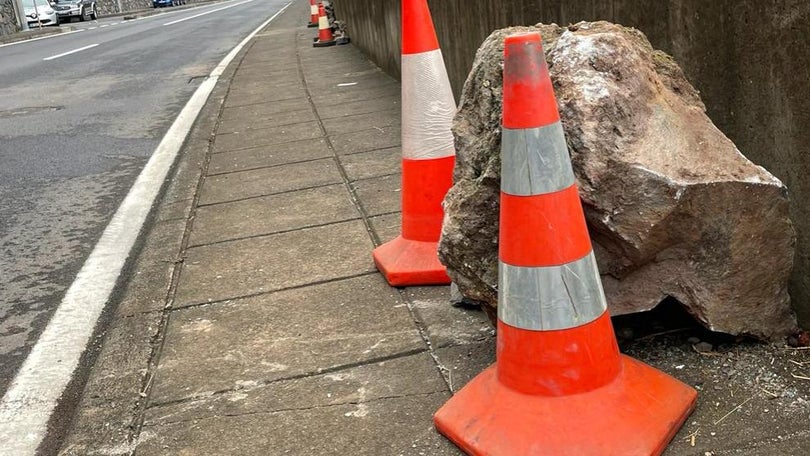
left=57, top=3, right=810, bottom=455
left=175, top=220, right=376, bottom=306
left=439, top=22, right=797, bottom=340
left=207, top=138, right=332, bottom=175
left=198, top=157, right=342, bottom=205
left=151, top=275, right=425, bottom=403
left=332, top=0, right=810, bottom=329
left=190, top=183, right=360, bottom=246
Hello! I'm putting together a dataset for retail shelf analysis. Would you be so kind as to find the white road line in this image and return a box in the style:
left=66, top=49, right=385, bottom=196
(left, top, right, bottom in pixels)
left=164, top=0, right=255, bottom=26
left=43, top=43, right=98, bottom=60
left=99, top=24, right=109, bottom=27
left=0, top=2, right=293, bottom=454
left=0, top=29, right=84, bottom=49
left=88, top=26, right=97, bottom=30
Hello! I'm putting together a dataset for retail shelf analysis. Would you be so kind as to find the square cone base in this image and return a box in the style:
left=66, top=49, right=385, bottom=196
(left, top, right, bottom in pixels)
left=434, top=356, right=697, bottom=456
left=372, top=235, right=450, bottom=286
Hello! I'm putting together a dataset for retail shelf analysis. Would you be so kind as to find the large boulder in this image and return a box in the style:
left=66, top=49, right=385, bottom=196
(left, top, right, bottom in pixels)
left=439, top=22, right=798, bottom=340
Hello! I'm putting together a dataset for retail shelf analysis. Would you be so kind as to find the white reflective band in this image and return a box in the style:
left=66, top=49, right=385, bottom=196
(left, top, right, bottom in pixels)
left=501, top=122, right=575, bottom=196
left=319, top=15, right=328, bottom=28
left=401, top=50, right=456, bottom=160
left=499, top=252, right=607, bottom=331
left=311, top=4, right=317, bottom=14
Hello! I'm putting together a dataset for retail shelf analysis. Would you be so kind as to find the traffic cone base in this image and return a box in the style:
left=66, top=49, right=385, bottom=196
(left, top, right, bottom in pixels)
left=434, top=356, right=697, bottom=456
left=372, top=236, right=450, bottom=286
left=313, top=39, right=336, bottom=48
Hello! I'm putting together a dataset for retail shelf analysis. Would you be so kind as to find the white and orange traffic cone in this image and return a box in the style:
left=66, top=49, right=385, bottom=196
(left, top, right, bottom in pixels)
left=313, top=3, right=336, bottom=47
left=372, top=0, right=456, bottom=286
left=307, top=0, right=318, bottom=27
left=433, top=32, right=697, bottom=455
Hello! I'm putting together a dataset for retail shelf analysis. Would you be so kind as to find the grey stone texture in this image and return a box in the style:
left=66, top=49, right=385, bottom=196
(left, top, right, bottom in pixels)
left=331, top=0, right=810, bottom=329
left=1, top=0, right=17, bottom=36
left=439, top=22, right=797, bottom=341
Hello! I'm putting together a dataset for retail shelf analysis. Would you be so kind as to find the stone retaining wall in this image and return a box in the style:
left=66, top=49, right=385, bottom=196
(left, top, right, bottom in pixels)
left=1, top=0, right=19, bottom=35
left=332, top=0, right=810, bottom=328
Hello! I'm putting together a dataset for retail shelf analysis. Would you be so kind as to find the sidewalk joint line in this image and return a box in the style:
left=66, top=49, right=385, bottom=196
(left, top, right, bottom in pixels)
left=146, top=389, right=448, bottom=427
left=215, top=116, right=318, bottom=136
left=294, top=32, right=381, bottom=248
left=206, top=154, right=333, bottom=177
left=187, top=216, right=364, bottom=249
left=211, top=133, right=327, bottom=154
left=145, top=347, right=431, bottom=411
left=196, top=180, right=344, bottom=207
left=169, top=271, right=379, bottom=311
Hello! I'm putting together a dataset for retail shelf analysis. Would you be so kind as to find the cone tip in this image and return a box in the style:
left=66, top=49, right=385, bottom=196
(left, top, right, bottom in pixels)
left=504, top=32, right=542, bottom=46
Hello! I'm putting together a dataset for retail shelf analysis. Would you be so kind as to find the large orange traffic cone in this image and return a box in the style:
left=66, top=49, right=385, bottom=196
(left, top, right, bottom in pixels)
left=433, top=32, right=697, bottom=456
left=313, top=3, right=335, bottom=47
left=372, top=0, right=456, bottom=286
left=307, top=0, right=318, bottom=27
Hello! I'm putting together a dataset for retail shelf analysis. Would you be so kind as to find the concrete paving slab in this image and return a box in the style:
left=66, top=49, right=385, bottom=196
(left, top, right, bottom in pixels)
left=317, top=95, right=400, bottom=120
left=173, top=220, right=375, bottom=306
left=340, top=146, right=401, bottom=181
left=224, top=86, right=307, bottom=109
left=432, top=342, right=496, bottom=394
left=227, top=81, right=304, bottom=99
left=207, top=138, right=331, bottom=175
left=115, top=218, right=186, bottom=316
left=152, top=274, right=424, bottom=402
left=145, top=351, right=446, bottom=424
left=198, top=158, right=342, bottom=206
left=369, top=212, right=402, bottom=244
left=212, top=120, right=323, bottom=153
left=311, top=84, right=400, bottom=106
left=58, top=403, right=137, bottom=456
left=321, top=109, right=399, bottom=136
left=305, top=72, right=397, bottom=92
left=351, top=174, right=402, bottom=216
left=218, top=107, right=316, bottom=134
left=329, top=126, right=401, bottom=156
left=79, top=312, right=163, bottom=406
left=190, top=183, right=360, bottom=246
left=403, top=286, right=494, bottom=349
left=220, top=98, right=311, bottom=123
left=136, top=393, right=460, bottom=456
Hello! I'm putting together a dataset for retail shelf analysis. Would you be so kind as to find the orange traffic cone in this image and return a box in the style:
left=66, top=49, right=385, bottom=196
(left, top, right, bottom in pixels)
left=371, top=0, right=456, bottom=286
left=313, top=3, right=335, bottom=47
left=433, top=32, right=697, bottom=456
left=307, top=0, right=318, bottom=27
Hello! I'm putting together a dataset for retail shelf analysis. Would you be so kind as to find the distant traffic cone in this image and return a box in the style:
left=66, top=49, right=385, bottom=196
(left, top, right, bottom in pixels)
left=313, top=3, right=336, bottom=47
left=307, top=0, right=318, bottom=27
left=371, top=0, right=456, bottom=286
left=433, top=32, right=697, bottom=456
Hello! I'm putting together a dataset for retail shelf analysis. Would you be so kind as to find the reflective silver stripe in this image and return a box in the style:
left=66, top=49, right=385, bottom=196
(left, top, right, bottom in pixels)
left=401, top=50, right=456, bottom=160
left=498, top=252, right=607, bottom=330
left=501, top=122, right=575, bottom=196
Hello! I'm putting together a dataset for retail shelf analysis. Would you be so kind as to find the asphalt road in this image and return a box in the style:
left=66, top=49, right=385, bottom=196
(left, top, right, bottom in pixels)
left=0, top=0, right=290, bottom=398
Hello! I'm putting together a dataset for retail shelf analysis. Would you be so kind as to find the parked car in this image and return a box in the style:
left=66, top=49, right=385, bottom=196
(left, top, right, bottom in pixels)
left=53, top=0, right=97, bottom=22
left=153, top=0, right=186, bottom=8
left=22, top=0, right=59, bottom=27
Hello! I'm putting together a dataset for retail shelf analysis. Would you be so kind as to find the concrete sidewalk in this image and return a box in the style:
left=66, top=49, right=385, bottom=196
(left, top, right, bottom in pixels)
left=57, top=1, right=809, bottom=455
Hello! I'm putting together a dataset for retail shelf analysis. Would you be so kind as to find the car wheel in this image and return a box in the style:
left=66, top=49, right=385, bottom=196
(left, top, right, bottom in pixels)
left=90, top=4, right=97, bottom=20
left=78, top=7, right=85, bottom=21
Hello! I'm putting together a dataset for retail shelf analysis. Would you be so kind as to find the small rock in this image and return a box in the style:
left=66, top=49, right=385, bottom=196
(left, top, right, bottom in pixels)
left=687, top=337, right=701, bottom=344
left=694, top=342, right=714, bottom=353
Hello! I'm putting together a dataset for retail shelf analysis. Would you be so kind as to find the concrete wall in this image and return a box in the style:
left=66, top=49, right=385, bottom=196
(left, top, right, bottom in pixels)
left=332, top=0, right=810, bottom=328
